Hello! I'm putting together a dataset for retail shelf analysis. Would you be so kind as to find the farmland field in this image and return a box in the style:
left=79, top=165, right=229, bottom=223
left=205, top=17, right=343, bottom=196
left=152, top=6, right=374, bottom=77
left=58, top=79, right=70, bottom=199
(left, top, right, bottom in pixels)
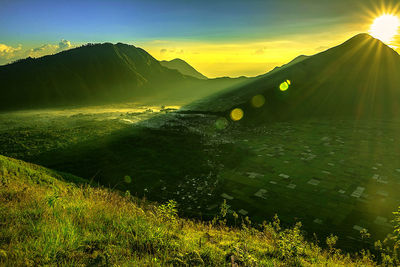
left=210, top=119, right=400, bottom=250
left=1, top=105, right=400, bottom=251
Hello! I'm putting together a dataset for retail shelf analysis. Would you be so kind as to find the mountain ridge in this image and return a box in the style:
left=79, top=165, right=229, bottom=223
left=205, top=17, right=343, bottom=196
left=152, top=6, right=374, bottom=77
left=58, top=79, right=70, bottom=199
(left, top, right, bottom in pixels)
left=0, top=42, right=187, bottom=109
left=184, top=33, right=400, bottom=121
left=0, top=43, right=246, bottom=110
left=160, top=58, right=208, bottom=79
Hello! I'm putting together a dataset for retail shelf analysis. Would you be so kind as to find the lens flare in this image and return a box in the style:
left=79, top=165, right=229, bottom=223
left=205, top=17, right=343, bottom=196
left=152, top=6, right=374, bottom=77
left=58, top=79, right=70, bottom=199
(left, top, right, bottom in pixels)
left=279, top=80, right=291, bottom=91
left=230, top=108, right=244, bottom=121
left=251, top=94, right=266, bottom=108
left=215, top=117, right=229, bottom=129
left=124, top=175, right=132, bottom=183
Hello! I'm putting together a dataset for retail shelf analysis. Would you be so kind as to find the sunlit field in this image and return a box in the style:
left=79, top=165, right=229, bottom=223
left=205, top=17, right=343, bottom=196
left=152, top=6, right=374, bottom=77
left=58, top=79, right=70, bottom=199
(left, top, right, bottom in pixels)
left=0, top=103, right=179, bottom=159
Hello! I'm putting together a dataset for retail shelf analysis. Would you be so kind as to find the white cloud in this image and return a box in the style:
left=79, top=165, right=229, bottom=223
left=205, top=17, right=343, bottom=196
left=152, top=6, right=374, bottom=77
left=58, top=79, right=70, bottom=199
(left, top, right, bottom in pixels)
left=159, top=48, right=184, bottom=56
left=32, top=44, right=57, bottom=52
left=0, top=44, right=23, bottom=64
left=0, top=44, right=23, bottom=65
left=254, top=47, right=266, bottom=55
left=27, top=44, right=58, bottom=58
left=58, top=39, right=72, bottom=51
left=0, top=39, right=74, bottom=65
left=0, top=43, right=22, bottom=54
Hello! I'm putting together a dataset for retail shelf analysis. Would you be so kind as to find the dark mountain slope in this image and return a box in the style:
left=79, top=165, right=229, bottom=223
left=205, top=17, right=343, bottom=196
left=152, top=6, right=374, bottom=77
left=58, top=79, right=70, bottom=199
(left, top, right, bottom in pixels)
left=0, top=43, right=191, bottom=110
left=260, top=55, right=309, bottom=77
left=160, top=58, right=207, bottom=79
left=0, top=43, right=248, bottom=110
left=185, top=34, right=400, bottom=122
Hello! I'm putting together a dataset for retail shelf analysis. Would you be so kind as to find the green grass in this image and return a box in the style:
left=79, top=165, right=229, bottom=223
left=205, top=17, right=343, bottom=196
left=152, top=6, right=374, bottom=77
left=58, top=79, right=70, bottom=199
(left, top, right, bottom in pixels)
left=3, top=107, right=400, bottom=260
left=0, top=155, right=379, bottom=266
left=0, top=104, right=169, bottom=160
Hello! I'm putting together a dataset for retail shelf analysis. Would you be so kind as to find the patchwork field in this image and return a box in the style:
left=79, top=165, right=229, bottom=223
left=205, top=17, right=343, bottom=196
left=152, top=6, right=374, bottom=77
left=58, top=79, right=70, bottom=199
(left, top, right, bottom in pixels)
left=1, top=105, right=400, bottom=252
left=211, top=119, right=400, bottom=250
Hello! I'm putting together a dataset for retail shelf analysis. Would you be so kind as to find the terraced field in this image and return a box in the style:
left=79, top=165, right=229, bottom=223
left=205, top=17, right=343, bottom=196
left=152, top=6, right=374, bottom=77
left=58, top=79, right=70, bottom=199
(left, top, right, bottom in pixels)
left=211, top=119, right=400, bottom=250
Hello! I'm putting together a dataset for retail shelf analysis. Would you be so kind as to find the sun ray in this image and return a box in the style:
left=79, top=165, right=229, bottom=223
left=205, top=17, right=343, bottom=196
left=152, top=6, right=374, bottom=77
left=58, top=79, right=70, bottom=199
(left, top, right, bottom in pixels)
left=370, top=14, right=400, bottom=44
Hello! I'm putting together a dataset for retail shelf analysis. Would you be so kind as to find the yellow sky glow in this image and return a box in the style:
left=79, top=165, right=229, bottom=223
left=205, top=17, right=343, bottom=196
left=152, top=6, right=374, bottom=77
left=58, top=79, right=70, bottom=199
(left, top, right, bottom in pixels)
left=138, top=27, right=377, bottom=78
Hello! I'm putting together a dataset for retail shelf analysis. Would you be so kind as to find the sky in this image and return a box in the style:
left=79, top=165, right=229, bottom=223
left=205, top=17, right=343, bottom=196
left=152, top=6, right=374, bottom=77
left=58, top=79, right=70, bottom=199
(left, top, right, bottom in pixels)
left=1, top=0, right=399, bottom=77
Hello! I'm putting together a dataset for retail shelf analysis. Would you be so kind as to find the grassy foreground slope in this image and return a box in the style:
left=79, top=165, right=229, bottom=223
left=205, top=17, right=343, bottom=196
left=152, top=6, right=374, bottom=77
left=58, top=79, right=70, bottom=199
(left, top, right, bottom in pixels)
left=0, top=155, right=376, bottom=266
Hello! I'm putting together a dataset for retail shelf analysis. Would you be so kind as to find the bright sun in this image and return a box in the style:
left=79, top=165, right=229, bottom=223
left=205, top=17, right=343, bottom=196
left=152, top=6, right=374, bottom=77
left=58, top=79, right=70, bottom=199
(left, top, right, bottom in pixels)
left=370, top=14, right=400, bottom=44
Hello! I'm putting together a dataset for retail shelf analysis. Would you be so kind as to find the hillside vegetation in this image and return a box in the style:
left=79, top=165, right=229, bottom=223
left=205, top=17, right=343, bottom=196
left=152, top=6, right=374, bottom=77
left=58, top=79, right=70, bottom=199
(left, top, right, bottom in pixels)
left=0, top=154, right=386, bottom=266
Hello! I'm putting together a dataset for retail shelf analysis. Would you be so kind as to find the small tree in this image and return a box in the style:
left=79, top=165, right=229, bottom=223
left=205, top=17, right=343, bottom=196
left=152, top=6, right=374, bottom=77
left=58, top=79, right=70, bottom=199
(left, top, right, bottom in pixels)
left=326, top=234, right=338, bottom=253
left=220, top=199, right=228, bottom=218
left=360, top=228, right=371, bottom=240
left=392, top=207, right=400, bottom=249
left=158, top=200, right=178, bottom=222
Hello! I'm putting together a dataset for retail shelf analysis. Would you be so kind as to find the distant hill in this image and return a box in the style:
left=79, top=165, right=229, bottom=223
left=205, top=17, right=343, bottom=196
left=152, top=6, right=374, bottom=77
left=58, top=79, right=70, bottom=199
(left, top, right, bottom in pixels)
left=0, top=43, right=246, bottom=110
left=185, top=34, right=400, bottom=121
left=160, top=58, right=207, bottom=79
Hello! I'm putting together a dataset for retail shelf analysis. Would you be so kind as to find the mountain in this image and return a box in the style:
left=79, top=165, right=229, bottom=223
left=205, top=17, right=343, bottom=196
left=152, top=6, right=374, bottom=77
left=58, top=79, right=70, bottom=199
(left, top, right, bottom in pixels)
left=261, top=55, right=309, bottom=77
left=0, top=43, right=244, bottom=111
left=185, top=34, right=400, bottom=121
left=160, top=58, right=207, bottom=79
left=0, top=43, right=188, bottom=110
